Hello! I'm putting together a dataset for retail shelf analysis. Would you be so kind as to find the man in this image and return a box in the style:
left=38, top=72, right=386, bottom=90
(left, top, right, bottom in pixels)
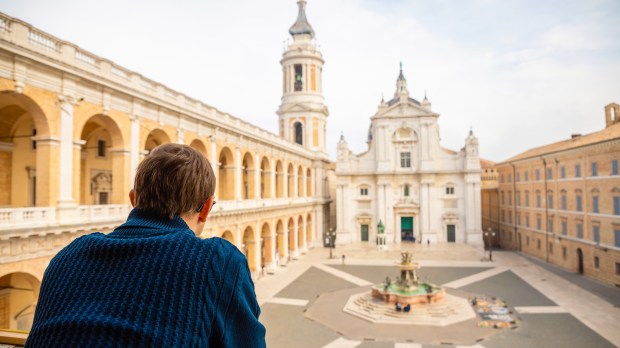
left=26, top=144, right=266, bottom=347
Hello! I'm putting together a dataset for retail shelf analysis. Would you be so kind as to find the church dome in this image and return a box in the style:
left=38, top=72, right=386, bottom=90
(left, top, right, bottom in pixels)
left=289, top=0, right=315, bottom=38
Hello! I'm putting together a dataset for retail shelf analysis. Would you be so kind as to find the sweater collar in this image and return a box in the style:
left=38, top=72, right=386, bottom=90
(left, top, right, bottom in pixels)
left=109, top=208, right=194, bottom=237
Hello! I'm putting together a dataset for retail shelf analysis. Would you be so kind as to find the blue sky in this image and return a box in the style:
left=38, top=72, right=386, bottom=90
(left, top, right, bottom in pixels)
left=2, top=0, right=619, bottom=162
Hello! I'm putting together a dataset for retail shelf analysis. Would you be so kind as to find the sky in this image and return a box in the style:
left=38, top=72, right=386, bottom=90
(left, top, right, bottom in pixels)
left=2, top=0, right=619, bottom=162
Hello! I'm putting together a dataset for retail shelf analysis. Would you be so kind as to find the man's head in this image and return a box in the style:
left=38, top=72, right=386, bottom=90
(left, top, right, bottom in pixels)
left=132, top=143, right=216, bottom=221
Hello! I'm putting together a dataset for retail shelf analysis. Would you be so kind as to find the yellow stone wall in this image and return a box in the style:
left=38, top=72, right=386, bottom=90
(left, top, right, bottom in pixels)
left=0, top=151, right=10, bottom=206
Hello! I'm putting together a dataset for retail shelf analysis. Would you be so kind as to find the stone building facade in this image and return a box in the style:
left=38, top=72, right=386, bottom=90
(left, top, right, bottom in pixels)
left=335, top=68, right=483, bottom=246
left=483, top=103, right=620, bottom=286
left=0, top=1, right=330, bottom=331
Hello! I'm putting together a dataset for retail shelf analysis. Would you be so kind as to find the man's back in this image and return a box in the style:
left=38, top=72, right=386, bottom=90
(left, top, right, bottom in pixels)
left=26, top=209, right=265, bottom=347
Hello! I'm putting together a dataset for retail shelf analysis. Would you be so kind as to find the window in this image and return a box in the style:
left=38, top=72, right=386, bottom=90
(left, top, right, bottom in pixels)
left=615, top=229, right=620, bottom=248
left=500, top=174, right=504, bottom=183
left=594, top=256, right=599, bottom=269
left=508, top=213, right=513, bottom=224
left=508, top=191, right=512, bottom=206
left=501, top=210, right=505, bottom=222
left=591, top=162, right=598, bottom=176
left=575, top=164, right=581, bottom=178
left=576, top=194, right=582, bottom=211
left=560, top=166, right=566, bottom=178
left=403, top=185, right=410, bottom=197
left=517, top=214, right=521, bottom=225
left=517, top=192, right=521, bottom=206
left=614, top=196, right=620, bottom=215
left=562, top=246, right=567, bottom=259
left=561, top=220, right=567, bottom=235
left=501, top=191, right=505, bottom=205
left=561, top=192, right=567, bottom=210
left=508, top=173, right=512, bottom=183
left=294, top=64, right=303, bottom=91
left=525, top=214, right=530, bottom=227
left=593, top=225, right=600, bottom=244
left=525, top=192, right=530, bottom=206
left=535, top=169, right=540, bottom=181
left=360, top=188, right=368, bottom=196
left=537, top=239, right=541, bottom=250
left=548, top=219, right=554, bottom=232
left=526, top=236, right=530, bottom=246
left=613, top=160, right=619, bottom=175
left=524, top=171, right=529, bottom=181
left=97, top=140, right=106, bottom=157
left=592, top=196, right=599, bottom=213
left=577, top=223, right=583, bottom=239
left=31, top=128, right=37, bottom=150
left=548, top=192, right=553, bottom=209
left=549, top=242, right=553, bottom=254
left=446, top=186, right=454, bottom=195
left=400, top=152, right=411, bottom=168
left=547, top=167, right=552, bottom=180
left=536, top=216, right=541, bottom=230
left=536, top=191, right=541, bottom=208
left=516, top=172, right=520, bottom=182
left=616, top=263, right=620, bottom=276
left=294, top=122, right=303, bottom=145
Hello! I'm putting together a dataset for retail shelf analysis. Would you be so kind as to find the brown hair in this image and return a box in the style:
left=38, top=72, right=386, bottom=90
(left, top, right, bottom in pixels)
left=133, top=143, right=216, bottom=219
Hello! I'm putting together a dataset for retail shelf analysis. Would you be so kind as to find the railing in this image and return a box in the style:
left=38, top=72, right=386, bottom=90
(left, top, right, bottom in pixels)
left=77, top=204, right=131, bottom=221
left=0, top=207, right=56, bottom=226
left=214, top=196, right=315, bottom=213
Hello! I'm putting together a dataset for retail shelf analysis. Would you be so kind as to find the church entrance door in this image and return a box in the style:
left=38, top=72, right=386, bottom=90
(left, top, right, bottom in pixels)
left=447, top=225, right=456, bottom=242
left=401, top=217, right=414, bottom=242
left=361, top=224, right=369, bottom=242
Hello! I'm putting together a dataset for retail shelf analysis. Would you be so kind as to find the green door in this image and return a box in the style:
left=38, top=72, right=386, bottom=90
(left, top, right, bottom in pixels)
left=447, top=224, right=456, bottom=242
left=401, top=217, right=414, bottom=241
left=361, top=224, right=369, bottom=241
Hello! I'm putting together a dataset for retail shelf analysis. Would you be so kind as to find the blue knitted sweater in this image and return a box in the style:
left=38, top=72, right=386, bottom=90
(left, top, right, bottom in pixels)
left=26, top=209, right=266, bottom=347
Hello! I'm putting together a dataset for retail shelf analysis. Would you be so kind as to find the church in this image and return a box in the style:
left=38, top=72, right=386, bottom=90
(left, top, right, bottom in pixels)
left=335, top=68, right=483, bottom=246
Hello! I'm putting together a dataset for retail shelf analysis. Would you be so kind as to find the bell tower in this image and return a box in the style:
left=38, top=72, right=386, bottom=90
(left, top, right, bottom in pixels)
left=277, top=0, right=329, bottom=156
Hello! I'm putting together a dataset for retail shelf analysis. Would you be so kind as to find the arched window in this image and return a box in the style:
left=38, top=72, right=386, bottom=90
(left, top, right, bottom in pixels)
left=294, top=122, right=303, bottom=145
left=404, top=185, right=410, bottom=197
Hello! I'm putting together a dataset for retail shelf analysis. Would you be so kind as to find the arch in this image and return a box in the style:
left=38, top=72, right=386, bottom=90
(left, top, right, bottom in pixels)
left=144, top=128, right=171, bottom=153
left=260, top=156, right=272, bottom=199
left=220, top=230, right=235, bottom=244
left=78, top=114, right=126, bottom=205
left=297, top=215, right=305, bottom=248
left=261, top=222, right=273, bottom=268
left=242, top=226, right=257, bottom=272
left=189, top=138, right=208, bottom=158
left=287, top=163, right=295, bottom=197
left=576, top=248, right=584, bottom=274
left=392, top=126, right=418, bottom=142
left=218, top=146, right=235, bottom=200
left=306, top=168, right=312, bottom=197
left=297, top=166, right=304, bottom=197
left=0, top=272, right=41, bottom=331
left=306, top=213, right=313, bottom=243
left=287, top=217, right=296, bottom=252
left=275, top=160, right=284, bottom=198
left=242, top=152, right=255, bottom=199
left=294, top=121, right=303, bottom=145
left=0, top=93, right=52, bottom=207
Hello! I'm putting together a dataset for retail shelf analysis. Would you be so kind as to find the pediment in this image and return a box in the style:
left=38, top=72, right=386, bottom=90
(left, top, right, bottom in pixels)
left=278, top=103, right=329, bottom=115
left=376, top=100, right=437, bottom=119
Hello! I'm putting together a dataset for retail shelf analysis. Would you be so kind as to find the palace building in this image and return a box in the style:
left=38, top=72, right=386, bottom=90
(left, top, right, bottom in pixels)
left=0, top=0, right=330, bottom=331
left=335, top=68, right=483, bottom=246
left=483, top=103, right=620, bottom=286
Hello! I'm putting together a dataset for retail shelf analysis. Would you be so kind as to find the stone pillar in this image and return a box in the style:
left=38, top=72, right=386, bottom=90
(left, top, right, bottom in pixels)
left=270, top=160, right=276, bottom=199
left=177, top=129, right=184, bottom=145
left=234, top=146, right=241, bottom=200
left=130, top=115, right=140, bottom=186
left=210, top=141, right=218, bottom=185
left=300, top=219, right=308, bottom=252
left=35, top=137, right=60, bottom=207
left=293, top=169, right=299, bottom=198
left=283, top=162, right=289, bottom=198
left=57, top=96, right=76, bottom=210
left=291, top=219, right=299, bottom=259
left=253, top=153, right=260, bottom=199
left=110, top=149, right=131, bottom=204
left=72, top=140, right=86, bottom=203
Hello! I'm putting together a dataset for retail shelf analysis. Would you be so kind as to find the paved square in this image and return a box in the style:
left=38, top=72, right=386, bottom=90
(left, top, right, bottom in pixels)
left=255, top=244, right=620, bottom=348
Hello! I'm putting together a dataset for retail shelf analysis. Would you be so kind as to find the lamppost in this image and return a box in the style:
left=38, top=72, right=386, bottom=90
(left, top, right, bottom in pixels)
left=484, top=228, right=496, bottom=261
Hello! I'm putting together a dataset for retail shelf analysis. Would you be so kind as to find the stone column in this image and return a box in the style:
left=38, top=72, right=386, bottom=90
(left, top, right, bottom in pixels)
left=254, top=153, right=261, bottom=199
left=234, top=146, right=241, bottom=200
left=301, top=219, right=308, bottom=252
left=293, top=169, right=299, bottom=198
left=291, top=218, right=299, bottom=259
left=110, top=149, right=131, bottom=204
left=177, top=128, right=184, bottom=145
left=270, top=159, right=276, bottom=199
left=283, top=161, right=289, bottom=198
left=210, top=141, right=218, bottom=185
left=72, top=140, right=86, bottom=204
left=129, top=115, right=140, bottom=186
left=57, top=96, right=76, bottom=211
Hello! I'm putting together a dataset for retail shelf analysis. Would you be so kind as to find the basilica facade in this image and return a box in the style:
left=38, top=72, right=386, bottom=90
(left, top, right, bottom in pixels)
left=335, top=70, right=483, bottom=246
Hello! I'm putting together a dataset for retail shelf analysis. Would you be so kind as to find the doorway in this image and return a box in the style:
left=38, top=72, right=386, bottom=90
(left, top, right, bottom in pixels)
left=576, top=248, right=584, bottom=275
left=447, top=225, right=455, bottom=243
left=361, top=224, right=369, bottom=242
left=401, top=217, right=414, bottom=242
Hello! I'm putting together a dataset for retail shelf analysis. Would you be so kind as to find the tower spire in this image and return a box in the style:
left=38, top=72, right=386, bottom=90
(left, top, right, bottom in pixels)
left=289, top=0, right=315, bottom=38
